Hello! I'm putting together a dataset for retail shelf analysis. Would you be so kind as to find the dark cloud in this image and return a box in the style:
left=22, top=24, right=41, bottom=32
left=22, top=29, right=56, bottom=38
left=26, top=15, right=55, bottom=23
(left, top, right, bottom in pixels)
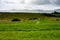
left=33, top=0, right=60, bottom=5
left=56, top=0, right=60, bottom=5
left=32, top=0, right=50, bottom=5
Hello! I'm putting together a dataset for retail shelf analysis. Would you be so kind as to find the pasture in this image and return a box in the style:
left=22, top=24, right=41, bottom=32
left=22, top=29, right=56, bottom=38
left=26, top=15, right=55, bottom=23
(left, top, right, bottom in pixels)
left=0, top=13, right=60, bottom=40
left=0, top=20, right=60, bottom=40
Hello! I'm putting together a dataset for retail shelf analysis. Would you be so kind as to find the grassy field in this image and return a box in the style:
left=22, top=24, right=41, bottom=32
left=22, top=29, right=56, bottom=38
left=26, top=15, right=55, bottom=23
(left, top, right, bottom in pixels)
left=0, top=13, right=60, bottom=40
left=0, top=20, right=60, bottom=40
left=0, top=31, right=60, bottom=40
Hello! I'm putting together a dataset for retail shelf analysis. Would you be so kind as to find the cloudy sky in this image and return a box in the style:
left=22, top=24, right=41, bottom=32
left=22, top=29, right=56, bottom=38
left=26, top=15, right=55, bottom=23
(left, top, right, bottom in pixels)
left=0, top=0, right=60, bottom=13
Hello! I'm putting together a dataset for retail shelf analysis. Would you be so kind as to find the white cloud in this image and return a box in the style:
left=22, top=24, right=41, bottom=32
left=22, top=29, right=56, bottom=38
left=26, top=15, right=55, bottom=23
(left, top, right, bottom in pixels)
left=0, top=0, right=60, bottom=13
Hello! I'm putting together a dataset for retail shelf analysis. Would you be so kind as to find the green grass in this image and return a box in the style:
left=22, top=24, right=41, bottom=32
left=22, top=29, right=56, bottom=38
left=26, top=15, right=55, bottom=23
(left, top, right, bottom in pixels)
left=0, top=12, right=60, bottom=40
left=0, top=20, right=60, bottom=31
left=0, top=20, right=60, bottom=40
left=0, top=30, right=60, bottom=40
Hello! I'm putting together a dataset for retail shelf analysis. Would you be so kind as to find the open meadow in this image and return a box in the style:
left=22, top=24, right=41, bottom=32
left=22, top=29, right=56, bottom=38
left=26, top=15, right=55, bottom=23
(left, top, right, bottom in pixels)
left=0, top=20, right=60, bottom=40
left=0, top=13, right=60, bottom=40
